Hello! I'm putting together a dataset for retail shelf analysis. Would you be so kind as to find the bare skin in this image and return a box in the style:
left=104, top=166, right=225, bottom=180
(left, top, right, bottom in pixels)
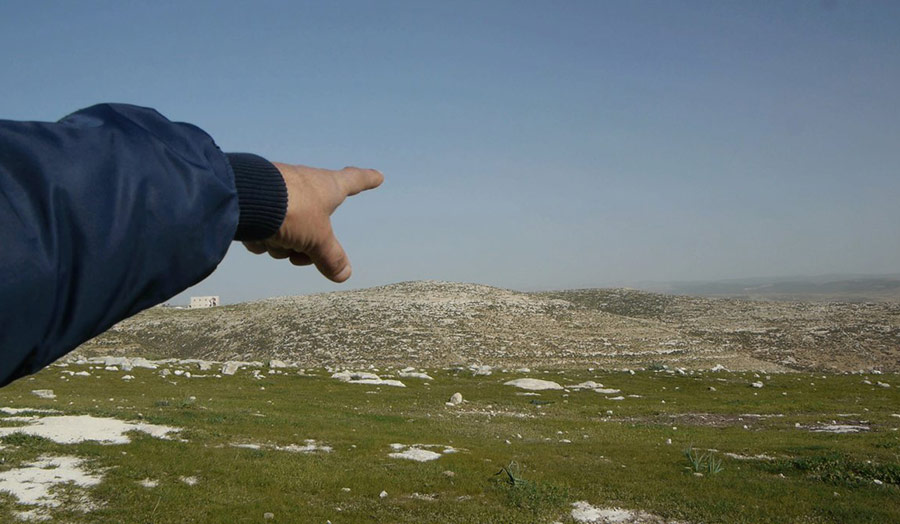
left=241, top=164, right=384, bottom=283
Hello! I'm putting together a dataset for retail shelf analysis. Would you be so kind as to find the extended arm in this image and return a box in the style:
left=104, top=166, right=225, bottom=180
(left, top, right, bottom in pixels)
left=0, top=104, right=382, bottom=386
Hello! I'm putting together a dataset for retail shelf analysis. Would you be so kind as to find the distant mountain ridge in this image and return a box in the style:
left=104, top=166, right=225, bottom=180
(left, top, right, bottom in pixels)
left=75, top=281, right=900, bottom=372
left=634, top=275, right=900, bottom=302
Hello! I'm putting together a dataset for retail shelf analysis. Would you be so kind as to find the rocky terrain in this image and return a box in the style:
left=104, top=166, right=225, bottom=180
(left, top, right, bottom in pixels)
left=73, top=281, right=900, bottom=372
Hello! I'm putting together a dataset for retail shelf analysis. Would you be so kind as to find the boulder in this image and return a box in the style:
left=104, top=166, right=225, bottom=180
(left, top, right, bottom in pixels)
left=221, top=362, right=241, bottom=375
left=503, top=378, right=563, bottom=391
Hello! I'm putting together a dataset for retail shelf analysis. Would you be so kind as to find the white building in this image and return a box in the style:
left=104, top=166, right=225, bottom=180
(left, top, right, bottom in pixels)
left=190, top=296, right=220, bottom=309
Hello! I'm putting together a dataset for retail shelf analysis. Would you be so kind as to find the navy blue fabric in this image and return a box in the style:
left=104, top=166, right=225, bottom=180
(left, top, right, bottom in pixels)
left=0, top=104, right=239, bottom=386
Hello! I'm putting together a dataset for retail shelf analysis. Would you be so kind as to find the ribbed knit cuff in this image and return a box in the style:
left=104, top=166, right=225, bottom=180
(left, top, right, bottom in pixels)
left=226, top=153, right=288, bottom=241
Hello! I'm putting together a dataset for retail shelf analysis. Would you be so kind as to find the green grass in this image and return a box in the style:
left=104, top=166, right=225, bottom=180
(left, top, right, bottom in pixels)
left=0, top=366, right=898, bottom=522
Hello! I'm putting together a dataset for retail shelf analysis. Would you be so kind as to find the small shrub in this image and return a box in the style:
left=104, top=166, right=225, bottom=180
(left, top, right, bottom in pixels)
left=683, top=445, right=724, bottom=476
left=492, top=461, right=568, bottom=515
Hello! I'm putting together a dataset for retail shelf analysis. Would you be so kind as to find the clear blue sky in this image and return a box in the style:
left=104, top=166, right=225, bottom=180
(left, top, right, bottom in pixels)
left=1, top=1, right=898, bottom=303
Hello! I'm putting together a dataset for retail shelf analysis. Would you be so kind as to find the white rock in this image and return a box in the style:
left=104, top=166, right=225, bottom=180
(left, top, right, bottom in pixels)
left=571, top=501, right=631, bottom=523
left=877, top=382, right=891, bottom=388
left=751, top=382, right=764, bottom=388
left=711, top=364, right=727, bottom=372
left=31, top=390, right=55, bottom=400
left=389, top=448, right=442, bottom=462
left=131, top=358, right=158, bottom=369
left=470, top=365, right=492, bottom=376
left=332, top=371, right=380, bottom=382
left=122, top=375, right=134, bottom=381
left=504, top=378, right=563, bottom=391
left=594, top=388, right=621, bottom=394
left=0, top=415, right=180, bottom=444
left=379, top=490, right=388, bottom=499
left=138, top=478, right=158, bottom=488
left=398, top=371, right=433, bottom=380
left=448, top=392, right=463, bottom=405
left=0, top=455, right=102, bottom=507
left=221, top=362, right=241, bottom=375
left=331, top=371, right=405, bottom=387
left=567, top=381, right=604, bottom=390
left=269, top=360, right=288, bottom=369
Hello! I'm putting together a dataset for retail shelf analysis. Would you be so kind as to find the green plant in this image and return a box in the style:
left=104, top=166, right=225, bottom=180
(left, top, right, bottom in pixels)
left=683, top=445, right=724, bottom=476
left=492, top=461, right=568, bottom=515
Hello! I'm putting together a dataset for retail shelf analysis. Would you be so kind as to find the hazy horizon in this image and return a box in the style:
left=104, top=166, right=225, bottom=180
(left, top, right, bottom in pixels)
left=160, top=271, right=900, bottom=306
left=2, top=1, right=898, bottom=304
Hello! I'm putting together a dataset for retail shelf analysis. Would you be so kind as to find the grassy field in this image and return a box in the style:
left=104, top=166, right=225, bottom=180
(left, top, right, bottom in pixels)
left=1, top=364, right=898, bottom=523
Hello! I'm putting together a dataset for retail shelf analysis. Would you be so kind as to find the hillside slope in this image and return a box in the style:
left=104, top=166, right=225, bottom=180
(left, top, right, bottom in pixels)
left=75, top=281, right=900, bottom=372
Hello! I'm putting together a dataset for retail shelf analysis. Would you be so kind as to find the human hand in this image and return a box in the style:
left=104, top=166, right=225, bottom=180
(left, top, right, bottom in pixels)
left=242, top=163, right=384, bottom=282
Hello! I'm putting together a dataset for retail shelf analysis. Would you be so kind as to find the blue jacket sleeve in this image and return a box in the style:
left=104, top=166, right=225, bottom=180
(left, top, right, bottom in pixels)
left=0, top=104, right=259, bottom=386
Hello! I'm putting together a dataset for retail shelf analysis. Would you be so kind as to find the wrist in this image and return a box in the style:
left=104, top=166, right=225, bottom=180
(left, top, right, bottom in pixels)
left=226, top=153, right=288, bottom=241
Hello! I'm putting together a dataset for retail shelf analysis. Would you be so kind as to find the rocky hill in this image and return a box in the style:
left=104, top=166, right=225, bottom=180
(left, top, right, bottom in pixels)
left=74, top=281, right=900, bottom=372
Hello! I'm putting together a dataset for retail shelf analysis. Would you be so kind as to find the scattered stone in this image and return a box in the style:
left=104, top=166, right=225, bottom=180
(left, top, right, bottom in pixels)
left=398, top=370, right=433, bottom=380
left=1, top=407, right=61, bottom=415
left=221, top=362, right=241, bottom=375
left=469, top=365, right=492, bottom=376
left=568, top=381, right=604, bottom=390
left=708, top=386, right=716, bottom=392
left=264, top=512, right=275, bottom=520
left=122, top=375, right=134, bottom=381
left=379, top=490, right=388, bottom=499
left=751, top=382, right=764, bottom=388
left=724, top=453, right=776, bottom=461
left=503, top=378, right=563, bottom=391
left=31, top=390, right=55, bottom=400
left=332, top=371, right=406, bottom=387
left=807, top=424, right=869, bottom=434
left=877, top=382, right=891, bottom=388
left=0, top=455, right=102, bottom=508
left=711, top=364, right=727, bottom=372
left=180, top=476, right=198, bottom=486
left=0, top=414, right=180, bottom=444
left=570, top=501, right=670, bottom=523
left=447, top=392, right=464, bottom=405
left=387, top=443, right=456, bottom=462
left=594, top=388, right=621, bottom=395
left=138, top=478, right=159, bottom=488
left=269, top=360, right=288, bottom=369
